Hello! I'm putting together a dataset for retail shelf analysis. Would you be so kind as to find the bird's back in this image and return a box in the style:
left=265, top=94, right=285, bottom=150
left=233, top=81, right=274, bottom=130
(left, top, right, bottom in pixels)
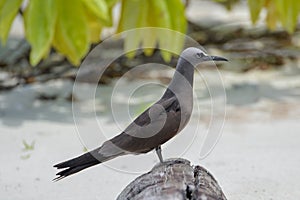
left=107, top=88, right=192, bottom=154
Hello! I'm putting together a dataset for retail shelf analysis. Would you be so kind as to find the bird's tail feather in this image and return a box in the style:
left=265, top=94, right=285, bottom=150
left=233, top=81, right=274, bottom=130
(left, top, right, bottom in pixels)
left=53, top=149, right=104, bottom=181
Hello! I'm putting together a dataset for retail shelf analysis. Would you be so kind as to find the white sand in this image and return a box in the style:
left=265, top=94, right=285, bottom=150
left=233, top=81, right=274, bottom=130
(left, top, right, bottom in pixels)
left=1, top=64, right=299, bottom=200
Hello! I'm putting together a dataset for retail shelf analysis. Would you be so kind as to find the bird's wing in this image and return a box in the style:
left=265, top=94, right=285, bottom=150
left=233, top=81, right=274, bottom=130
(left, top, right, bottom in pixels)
left=157, top=95, right=180, bottom=112
left=100, top=96, right=180, bottom=155
left=123, top=96, right=179, bottom=136
left=133, top=96, right=178, bottom=126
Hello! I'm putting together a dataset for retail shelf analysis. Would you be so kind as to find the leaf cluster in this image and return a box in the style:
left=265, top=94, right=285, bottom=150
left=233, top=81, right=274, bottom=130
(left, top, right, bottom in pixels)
left=0, top=0, right=186, bottom=66
left=215, top=0, right=300, bottom=33
left=1, top=0, right=116, bottom=65
left=247, top=0, right=300, bottom=33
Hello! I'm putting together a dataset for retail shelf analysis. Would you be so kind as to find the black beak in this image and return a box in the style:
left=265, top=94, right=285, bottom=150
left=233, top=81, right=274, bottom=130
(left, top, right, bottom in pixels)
left=211, top=55, right=228, bottom=61
left=203, top=55, right=228, bottom=62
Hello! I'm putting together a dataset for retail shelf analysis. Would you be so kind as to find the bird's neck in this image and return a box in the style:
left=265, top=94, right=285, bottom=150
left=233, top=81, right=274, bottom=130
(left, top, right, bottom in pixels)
left=175, top=58, right=194, bottom=86
left=163, top=58, right=194, bottom=98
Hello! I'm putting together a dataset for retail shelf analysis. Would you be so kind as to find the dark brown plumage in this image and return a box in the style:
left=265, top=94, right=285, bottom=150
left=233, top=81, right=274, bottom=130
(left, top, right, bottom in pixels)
left=53, top=47, right=227, bottom=180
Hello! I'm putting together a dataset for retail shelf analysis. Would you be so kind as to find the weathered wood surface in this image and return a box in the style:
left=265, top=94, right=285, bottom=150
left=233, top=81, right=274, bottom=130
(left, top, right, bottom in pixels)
left=117, top=158, right=227, bottom=200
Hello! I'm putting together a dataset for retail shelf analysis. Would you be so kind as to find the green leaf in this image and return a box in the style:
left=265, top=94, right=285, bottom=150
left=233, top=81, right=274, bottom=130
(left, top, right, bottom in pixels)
left=118, top=0, right=145, bottom=58
left=139, top=1, right=157, bottom=56
left=118, top=0, right=186, bottom=62
left=166, top=0, right=186, bottom=33
left=165, top=0, right=186, bottom=55
left=149, top=0, right=172, bottom=61
left=266, top=0, right=278, bottom=30
left=148, top=0, right=171, bottom=28
left=24, top=0, right=57, bottom=66
left=142, top=29, right=157, bottom=56
left=52, top=0, right=89, bottom=66
left=81, top=0, right=111, bottom=25
left=275, top=0, right=300, bottom=33
left=117, top=0, right=145, bottom=31
left=0, top=0, right=23, bottom=44
left=248, top=0, right=265, bottom=24
left=85, top=10, right=103, bottom=43
left=123, top=29, right=142, bottom=59
left=247, top=0, right=300, bottom=33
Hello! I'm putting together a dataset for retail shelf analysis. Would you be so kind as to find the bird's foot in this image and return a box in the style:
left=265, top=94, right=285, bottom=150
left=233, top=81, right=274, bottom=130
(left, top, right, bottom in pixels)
left=155, top=146, right=164, bottom=163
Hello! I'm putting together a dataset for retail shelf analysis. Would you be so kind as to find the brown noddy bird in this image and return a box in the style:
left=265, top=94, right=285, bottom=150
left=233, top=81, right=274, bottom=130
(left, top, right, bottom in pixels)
left=53, top=47, right=227, bottom=181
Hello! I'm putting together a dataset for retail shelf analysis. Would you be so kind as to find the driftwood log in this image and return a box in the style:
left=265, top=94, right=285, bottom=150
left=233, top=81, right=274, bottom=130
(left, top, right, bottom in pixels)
left=117, top=158, right=227, bottom=200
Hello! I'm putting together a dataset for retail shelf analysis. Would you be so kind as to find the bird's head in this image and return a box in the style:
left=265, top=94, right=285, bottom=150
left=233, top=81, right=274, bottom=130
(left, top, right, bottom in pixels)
left=180, top=47, right=228, bottom=66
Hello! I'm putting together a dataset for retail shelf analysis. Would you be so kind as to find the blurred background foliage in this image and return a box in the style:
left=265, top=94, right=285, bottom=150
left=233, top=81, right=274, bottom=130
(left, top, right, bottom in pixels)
left=0, top=0, right=299, bottom=66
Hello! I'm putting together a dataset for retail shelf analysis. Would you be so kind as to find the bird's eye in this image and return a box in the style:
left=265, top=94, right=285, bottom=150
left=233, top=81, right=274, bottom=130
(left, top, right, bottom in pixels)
left=196, top=52, right=204, bottom=59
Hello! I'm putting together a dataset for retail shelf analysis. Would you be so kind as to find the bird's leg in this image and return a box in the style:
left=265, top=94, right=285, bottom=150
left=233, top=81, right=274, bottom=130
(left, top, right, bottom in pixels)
left=155, top=146, right=164, bottom=163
